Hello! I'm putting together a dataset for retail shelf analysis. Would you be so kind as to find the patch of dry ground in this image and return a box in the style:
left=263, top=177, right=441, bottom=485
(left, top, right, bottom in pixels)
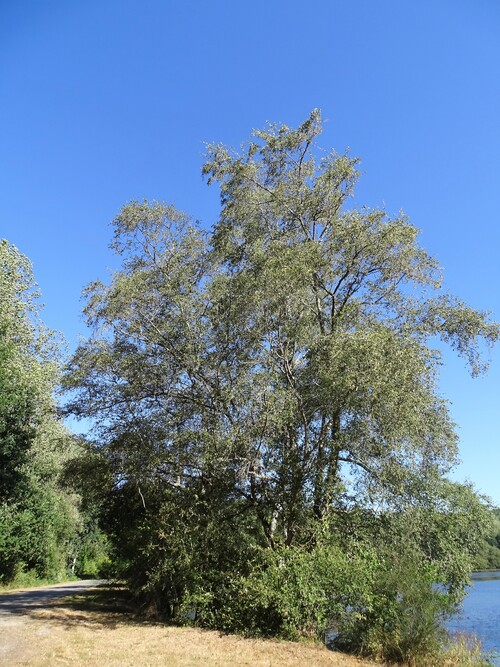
left=0, top=585, right=375, bottom=667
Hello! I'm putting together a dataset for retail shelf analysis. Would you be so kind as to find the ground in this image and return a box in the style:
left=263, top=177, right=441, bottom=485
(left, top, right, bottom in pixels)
left=0, top=581, right=376, bottom=667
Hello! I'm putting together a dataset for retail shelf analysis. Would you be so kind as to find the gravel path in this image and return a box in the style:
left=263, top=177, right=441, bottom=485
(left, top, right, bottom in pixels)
left=0, top=580, right=105, bottom=665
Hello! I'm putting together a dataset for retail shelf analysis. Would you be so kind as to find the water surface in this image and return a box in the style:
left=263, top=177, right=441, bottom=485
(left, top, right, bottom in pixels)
left=447, top=571, right=500, bottom=664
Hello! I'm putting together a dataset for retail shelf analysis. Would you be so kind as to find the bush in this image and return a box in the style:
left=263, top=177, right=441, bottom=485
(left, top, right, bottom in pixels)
left=332, top=554, right=452, bottom=664
left=187, top=543, right=460, bottom=665
left=183, top=543, right=377, bottom=640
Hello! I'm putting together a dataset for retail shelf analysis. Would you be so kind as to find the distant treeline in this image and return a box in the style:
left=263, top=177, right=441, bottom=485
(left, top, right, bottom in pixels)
left=475, top=508, right=500, bottom=570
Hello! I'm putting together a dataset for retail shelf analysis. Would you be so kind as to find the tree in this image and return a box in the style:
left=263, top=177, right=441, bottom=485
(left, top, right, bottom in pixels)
left=0, top=240, right=49, bottom=501
left=64, top=112, right=498, bottom=657
left=0, top=239, right=85, bottom=583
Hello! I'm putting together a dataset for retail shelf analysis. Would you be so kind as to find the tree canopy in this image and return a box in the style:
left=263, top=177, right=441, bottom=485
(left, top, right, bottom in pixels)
left=64, top=111, right=498, bottom=661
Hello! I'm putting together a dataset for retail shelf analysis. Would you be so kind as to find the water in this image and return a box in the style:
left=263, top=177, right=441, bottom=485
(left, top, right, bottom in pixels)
left=447, top=571, right=500, bottom=664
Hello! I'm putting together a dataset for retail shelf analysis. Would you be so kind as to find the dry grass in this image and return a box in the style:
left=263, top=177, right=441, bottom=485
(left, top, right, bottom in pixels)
left=3, top=585, right=376, bottom=667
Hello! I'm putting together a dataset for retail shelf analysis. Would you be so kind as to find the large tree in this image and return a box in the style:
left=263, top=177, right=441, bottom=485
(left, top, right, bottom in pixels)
left=64, top=112, right=498, bottom=655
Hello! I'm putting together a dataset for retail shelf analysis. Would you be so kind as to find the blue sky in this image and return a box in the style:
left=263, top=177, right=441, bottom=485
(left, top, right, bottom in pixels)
left=1, top=0, right=499, bottom=502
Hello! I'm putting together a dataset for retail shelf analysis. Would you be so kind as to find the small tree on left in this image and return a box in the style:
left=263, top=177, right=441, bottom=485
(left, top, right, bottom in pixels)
left=0, top=239, right=83, bottom=583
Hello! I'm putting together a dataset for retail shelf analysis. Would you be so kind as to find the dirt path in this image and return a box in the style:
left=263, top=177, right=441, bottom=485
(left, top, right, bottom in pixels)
left=0, top=580, right=105, bottom=665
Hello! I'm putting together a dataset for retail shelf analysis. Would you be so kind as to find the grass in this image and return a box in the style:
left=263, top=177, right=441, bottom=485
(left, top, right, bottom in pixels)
left=440, top=636, right=493, bottom=667
left=9, top=584, right=375, bottom=667
left=2, top=583, right=493, bottom=666
left=0, top=569, right=78, bottom=592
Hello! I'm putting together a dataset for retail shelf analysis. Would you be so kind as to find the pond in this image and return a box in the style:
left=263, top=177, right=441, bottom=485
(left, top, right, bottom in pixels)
left=447, top=571, right=500, bottom=664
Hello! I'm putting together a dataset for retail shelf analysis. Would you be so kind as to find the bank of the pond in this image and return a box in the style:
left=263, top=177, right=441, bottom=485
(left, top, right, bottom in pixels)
left=0, top=597, right=374, bottom=667
left=1, top=580, right=491, bottom=666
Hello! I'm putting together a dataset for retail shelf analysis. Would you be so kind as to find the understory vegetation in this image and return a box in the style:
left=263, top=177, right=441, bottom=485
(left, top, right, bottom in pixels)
left=2, top=112, right=499, bottom=664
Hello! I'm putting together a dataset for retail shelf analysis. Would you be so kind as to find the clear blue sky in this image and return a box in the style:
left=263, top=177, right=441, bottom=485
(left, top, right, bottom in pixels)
left=1, top=1, right=499, bottom=502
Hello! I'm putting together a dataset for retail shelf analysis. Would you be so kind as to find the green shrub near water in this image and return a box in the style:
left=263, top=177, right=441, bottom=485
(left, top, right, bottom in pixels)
left=185, top=544, right=379, bottom=639
left=182, top=544, right=457, bottom=665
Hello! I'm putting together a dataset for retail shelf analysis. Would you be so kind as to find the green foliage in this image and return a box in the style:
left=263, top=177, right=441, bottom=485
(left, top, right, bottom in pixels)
left=333, top=552, right=450, bottom=663
left=64, top=112, right=498, bottom=662
left=0, top=239, right=101, bottom=584
left=473, top=508, right=500, bottom=570
left=73, top=517, right=111, bottom=578
left=187, top=542, right=379, bottom=640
